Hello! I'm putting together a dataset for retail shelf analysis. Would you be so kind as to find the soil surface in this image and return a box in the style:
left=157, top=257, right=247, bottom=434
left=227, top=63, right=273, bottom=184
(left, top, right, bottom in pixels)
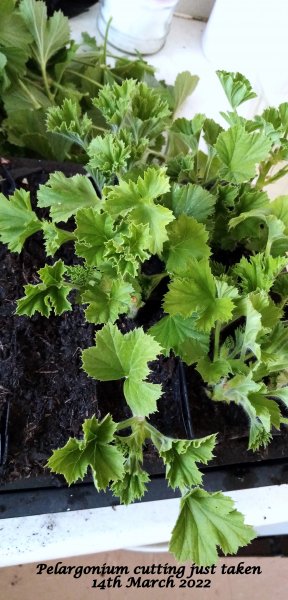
left=0, top=158, right=287, bottom=489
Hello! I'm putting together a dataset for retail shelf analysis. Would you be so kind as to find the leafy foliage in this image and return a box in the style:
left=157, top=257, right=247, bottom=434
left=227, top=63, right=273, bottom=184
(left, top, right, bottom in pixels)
left=82, top=324, right=162, bottom=416
left=3, top=64, right=288, bottom=565
left=0, top=188, right=41, bottom=252
left=170, top=489, right=255, bottom=565
left=16, top=260, right=72, bottom=317
left=47, top=415, right=125, bottom=489
left=0, top=0, right=198, bottom=159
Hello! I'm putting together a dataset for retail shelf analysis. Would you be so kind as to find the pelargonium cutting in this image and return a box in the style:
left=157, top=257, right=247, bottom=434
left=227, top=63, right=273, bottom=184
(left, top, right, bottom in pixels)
left=1, top=6, right=288, bottom=565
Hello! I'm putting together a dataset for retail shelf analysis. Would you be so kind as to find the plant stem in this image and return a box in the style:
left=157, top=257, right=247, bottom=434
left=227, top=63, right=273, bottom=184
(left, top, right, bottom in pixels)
left=116, top=416, right=145, bottom=432
left=66, top=69, right=104, bottom=88
left=264, top=166, right=288, bottom=186
left=102, top=17, right=112, bottom=66
left=148, top=149, right=166, bottom=161
left=40, top=63, right=54, bottom=103
left=255, top=160, right=272, bottom=189
left=213, top=321, right=221, bottom=361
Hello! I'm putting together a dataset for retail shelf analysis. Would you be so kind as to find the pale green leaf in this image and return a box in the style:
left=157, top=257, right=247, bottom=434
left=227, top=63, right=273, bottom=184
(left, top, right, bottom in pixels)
left=82, top=324, right=162, bottom=416
left=196, top=357, right=231, bottom=385
left=111, top=467, right=150, bottom=504
left=0, top=188, right=41, bottom=252
left=213, top=373, right=260, bottom=405
left=240, top=298, right=262, bottom=360
left=215, top=125, right=272, bottom=183
left=37, top=172, right=100, bottom=223
left=149, top=314, right=209, bottom=359
left=19, top=0, right=70, bottom=70
left=170, top=488, right=255, bottom=565
left=46, top=99, right=92, bottom=148
left=47, top=415, right=125, bottom=489
left=83, top=278, right=134, bottom=324
left=217, top=71, right=257, bottom=109
left=87, top=133, right=130, bottom=175
left=104, top=167, right=171, bottom=216
left=41, top=221, right=75, bottom=256
left=267, top=387, right=288, bottom=409
left=173, top=71, right=199, bottom=113
left=75, top=209, right=115, bottom=266
left=164, top=259, right=236, bottom=332
left=233, top=253, right=287, bottom=293
left=160, top=434, right=216, bottom=491
left=104, top=168, right=173, bottom=254
left=103, top=222, right=150, bottom=277
left=255, top=323, right=288, bottom=377
left=169, top=183, right=216, bottom=222
left=164, top=215, right=210, bottom=274
left=249, top=392, right=281, bottom=430
left=16, top=260, right=72, bottom=317
left=248, top=291, right=283, bottom=330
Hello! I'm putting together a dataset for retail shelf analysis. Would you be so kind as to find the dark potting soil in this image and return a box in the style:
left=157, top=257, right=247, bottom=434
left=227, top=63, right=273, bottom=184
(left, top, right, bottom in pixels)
left=0, top=158, right=288, bottom=489
left=0, top=158, right=185, bottom=485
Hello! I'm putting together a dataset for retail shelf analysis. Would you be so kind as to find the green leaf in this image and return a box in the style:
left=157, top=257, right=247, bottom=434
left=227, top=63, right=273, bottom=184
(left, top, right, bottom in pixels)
left=267, top=387, right=288, bottom=409
left=233, top=253, right=286, bottom=293
left=248, top=291, right=283, bottom=330
left=164, top=259, right=236, bottom=332
left=104, top=222, right=151, bottom=278
left=47, top=414, right=125, bottom=489
left=149, top=314, right=209, bottom=359
left=217, top=71, right=257, bottom=109
left=196, top=357, right=231, bottom=385
left=82, top=324, right=162, bottom=416
left=83, top=278, right=134, bottom=324
left=0, top=47, right=28, bottom=92
left=164, top=215, right=210, bottom=274
left=169, top=115, right=206, bottom=155
left=104, top=167, right=170, bottom=215
left=166, top=153, right=195, bottom=182
left=111, top=467, right=150, bottom=504
left=249, top=392, right=281, bottom=430
left=37, top=172, right=100, bottom=223
left=16, top=260, right=72, bottom=317
left=41, top=221, right=75, bottom=256
left=213, top=373, right=260, bottom=406
left=215, top=125, right=272, bottom=183
left=3, top=108, right=71, bottom=160
left=170, top=488, right=255, bottom=565
left=266, top=215, right=288, bottom=257
left=94, top=79, right=170, bottom=140
left=46, top=99, right=93, bottom=148
left=169, top=183, right=216, bottom=222
left=0, top=0, right=32, bottom=49
left=160, top=434, right=216, bottom=491
left=240, top=298, right=262, bottom=360
left=203, top=118, right=224, bottom=146
left=0, top=188, right=41, bottom=252
left=172, top=71, right=199, bottom=113
left=19, top=0, right=70, bottom=70
left=75, top=209, right=115, bottom=266
left=104, top=168, right=173, bottom=254
left=87, top=133, right=131, bottom=176
left=248, top=419, right=273, bottom=451
left=256, top=323, right=288, bottom=377
left=213, top=375, right=273, bottom=451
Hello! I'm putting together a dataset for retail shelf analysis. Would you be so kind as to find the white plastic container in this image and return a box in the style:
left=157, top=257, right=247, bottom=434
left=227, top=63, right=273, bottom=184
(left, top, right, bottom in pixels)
left=97, top=0, right=179, bottom=54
